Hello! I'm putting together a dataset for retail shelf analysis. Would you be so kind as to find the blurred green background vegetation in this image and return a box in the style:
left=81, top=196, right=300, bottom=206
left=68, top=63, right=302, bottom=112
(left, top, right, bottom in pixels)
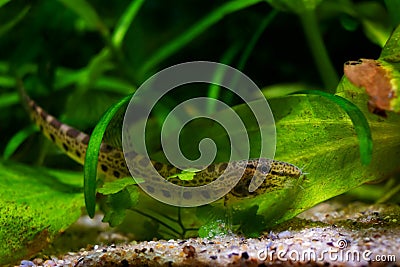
left=0, top=0, right=395, bottom=156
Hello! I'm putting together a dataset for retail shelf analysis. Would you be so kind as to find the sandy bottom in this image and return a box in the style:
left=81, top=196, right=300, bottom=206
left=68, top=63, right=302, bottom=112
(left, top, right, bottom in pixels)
left=18, top=201, right=400, bottom=267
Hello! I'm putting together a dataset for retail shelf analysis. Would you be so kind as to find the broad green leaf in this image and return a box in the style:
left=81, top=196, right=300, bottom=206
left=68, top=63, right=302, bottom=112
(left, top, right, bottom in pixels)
left=167, top=169, right=201, bottom=181
left=199, top=78, right=399, bottom=234
left=253, top=79, right=400, bottom=227
left=102, top=185, right=139, bottom=227
left=293, top=90, right=372, bottom=165
left=171, top=72, right=397, bottom=233
left=0, top=160, right=83, bottom=264
left=380, top=24, right=400, bottom=62
left=262, top=83, right=318, bottom=98
left=384, top=63, right=400, bottom=109
left=98, top=177, right=137, bottom=195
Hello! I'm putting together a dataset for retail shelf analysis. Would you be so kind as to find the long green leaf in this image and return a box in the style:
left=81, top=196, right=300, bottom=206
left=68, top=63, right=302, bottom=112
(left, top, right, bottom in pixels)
left=206, top=9, right=278, bottom=113
left=206, top=44, right=242, bottom=114
left=57, top=0, right=109, bottom=37
left=0, top=0, right=10, bottom=8
left=112, top=0, right=145, bottom=49
left=3, top=126, right=37, bottom=160
left=0, top=6, right=30, bottom=37
left=139, top=0, right=264, bottom=76
left=237, top=10, right=277, bottom=71
left=0, top=92, right=18, bottom=108
left=84, top=94, right=132, bottom=217
left=385, top=0, right=400, bottom=27
left=265, top=0, right=322, bottom=13
left=380, top=24, right=400, bottom=61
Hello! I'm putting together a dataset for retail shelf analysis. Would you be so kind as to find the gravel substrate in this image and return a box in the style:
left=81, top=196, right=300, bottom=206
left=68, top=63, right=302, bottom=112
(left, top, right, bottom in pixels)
left=17, top=202, right=400, bottom=267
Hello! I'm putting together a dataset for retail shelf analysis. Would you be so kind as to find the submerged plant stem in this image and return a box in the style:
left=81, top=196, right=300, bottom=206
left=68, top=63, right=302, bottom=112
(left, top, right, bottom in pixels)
left=299, top=9, right=339, bottom=91
left=377, top=182, right=400, bottom=203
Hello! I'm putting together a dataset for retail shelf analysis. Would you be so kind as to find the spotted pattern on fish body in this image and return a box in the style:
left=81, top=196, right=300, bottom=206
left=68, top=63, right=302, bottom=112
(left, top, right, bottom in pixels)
left=20, top=90, right=304, bottom=203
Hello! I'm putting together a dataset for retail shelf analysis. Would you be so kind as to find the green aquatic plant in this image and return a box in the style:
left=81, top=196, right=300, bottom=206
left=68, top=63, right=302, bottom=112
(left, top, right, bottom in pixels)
left=0, top=0, right=399, bottom=264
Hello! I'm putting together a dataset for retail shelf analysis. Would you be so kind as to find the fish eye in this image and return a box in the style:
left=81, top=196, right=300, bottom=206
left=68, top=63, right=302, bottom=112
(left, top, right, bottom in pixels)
left=260, top=165, right=269, bottom=174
